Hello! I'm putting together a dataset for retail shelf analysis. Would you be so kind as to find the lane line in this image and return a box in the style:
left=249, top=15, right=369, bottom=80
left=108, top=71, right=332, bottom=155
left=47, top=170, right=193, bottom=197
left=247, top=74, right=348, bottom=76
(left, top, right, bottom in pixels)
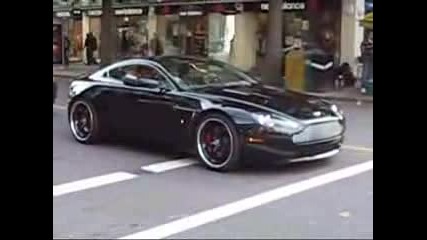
left=342, top=145, right=373, bottom=152
left=53, top=104, right=67, bottom=110
left=141, top=159, right=198, bottom=173
left=53, top=172, right=138, bottom=197
left=119, top=160, right=373, bottom=239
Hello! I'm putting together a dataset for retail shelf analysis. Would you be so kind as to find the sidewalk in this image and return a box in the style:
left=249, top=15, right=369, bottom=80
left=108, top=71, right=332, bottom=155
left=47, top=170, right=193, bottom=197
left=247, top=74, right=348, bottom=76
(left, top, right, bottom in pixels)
left=53, top=63, right=99, bottom=78
left=53, top=63, right=373, bottom=103
left=294, top=87, right=373, bottom=103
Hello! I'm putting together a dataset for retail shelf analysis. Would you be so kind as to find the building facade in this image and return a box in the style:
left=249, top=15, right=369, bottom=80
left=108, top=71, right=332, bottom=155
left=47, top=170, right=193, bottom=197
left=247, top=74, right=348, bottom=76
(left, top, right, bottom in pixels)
left=53, top=0, right=365, bottom=79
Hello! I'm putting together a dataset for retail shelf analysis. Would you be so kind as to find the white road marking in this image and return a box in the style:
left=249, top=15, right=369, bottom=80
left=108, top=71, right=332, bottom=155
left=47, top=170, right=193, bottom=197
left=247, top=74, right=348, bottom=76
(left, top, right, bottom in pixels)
left=339, top=211, right=351, bottom=218
left=119, top=160, right=373, bottom=239
left=53, top=104, right=67, bottom=110
left=141, top=159, right=198, bottom=173
left=342, top=145, right=373, bottom=152
left=53, top=172, right=138, bottom=197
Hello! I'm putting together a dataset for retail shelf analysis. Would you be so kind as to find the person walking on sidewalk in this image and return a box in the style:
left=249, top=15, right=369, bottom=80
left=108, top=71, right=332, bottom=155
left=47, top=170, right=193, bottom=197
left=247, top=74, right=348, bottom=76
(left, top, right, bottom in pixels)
left=149, top=33, right=164, bottom=56
left=84, top=32, right=98, bottom=65
left=64, top=35, right=70, bottom=66
left=120, top=30, right=131, bottom=59
left=360, top=32, right=373, bottom=84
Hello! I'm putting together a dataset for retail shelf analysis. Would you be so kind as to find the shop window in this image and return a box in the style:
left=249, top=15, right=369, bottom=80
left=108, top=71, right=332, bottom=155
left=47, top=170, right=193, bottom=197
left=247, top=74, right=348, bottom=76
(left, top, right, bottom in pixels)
left=68, top=20, right=83, bottom=61
left=165, top=16, right=180, bottom=50
left=117, top=16, right=149, bottom=57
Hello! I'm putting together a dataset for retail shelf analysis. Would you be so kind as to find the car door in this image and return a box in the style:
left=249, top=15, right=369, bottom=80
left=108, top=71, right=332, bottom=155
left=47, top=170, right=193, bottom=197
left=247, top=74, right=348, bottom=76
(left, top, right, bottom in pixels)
left=92, top=60, right=187, bottom=144
left=94, top=63, right=151, bottom=138
left=122, top=63, right=183, bottom=144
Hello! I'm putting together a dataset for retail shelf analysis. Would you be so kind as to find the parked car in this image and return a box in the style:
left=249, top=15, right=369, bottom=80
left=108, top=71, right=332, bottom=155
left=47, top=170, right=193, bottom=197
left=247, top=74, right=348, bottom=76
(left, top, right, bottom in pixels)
left=67, top=56, right=345, bottom=171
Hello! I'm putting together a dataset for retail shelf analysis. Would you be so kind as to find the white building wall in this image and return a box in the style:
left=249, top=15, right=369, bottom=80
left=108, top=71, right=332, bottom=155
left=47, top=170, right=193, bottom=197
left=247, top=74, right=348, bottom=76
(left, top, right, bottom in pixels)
left=340, top=0, right=365, bottom=71
left=231, top=12, right=258, bottom=71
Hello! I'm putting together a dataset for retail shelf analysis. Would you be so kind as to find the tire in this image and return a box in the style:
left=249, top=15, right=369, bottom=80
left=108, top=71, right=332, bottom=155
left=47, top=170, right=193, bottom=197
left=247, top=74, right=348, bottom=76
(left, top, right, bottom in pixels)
left=68, top=99, right=102, bottom=144
left=196, top=113, right=242, bottom=172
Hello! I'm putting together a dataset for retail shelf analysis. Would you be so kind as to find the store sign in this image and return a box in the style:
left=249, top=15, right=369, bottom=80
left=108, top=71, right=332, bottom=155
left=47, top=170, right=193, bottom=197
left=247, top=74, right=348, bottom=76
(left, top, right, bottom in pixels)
left=179, top=10, right=203, bottom=16
left=72, top=9, right=82, bottom=16
left=72, top=9, right=83, bottom=19
left=179, top=4, right=204, bottom=16
left=115, top=8, right=144, bottom=16
left=88, top=10, right=102, bottom=17
left=55, top=11, right=70, bottom=18
left=261, top=1, right=306, bottom=11
left=235, top=3, right=243, bottom=12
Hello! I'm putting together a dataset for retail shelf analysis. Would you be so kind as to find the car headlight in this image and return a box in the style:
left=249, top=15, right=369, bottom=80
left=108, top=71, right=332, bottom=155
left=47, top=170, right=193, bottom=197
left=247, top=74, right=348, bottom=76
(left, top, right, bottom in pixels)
left=251, top=113, right=304, bottom=135
left=331, top=104, right=344, bottom=120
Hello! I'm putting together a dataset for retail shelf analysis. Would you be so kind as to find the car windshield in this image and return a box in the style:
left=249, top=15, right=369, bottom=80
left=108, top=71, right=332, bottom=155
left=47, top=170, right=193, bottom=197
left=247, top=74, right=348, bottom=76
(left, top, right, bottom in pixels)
left=157, top=57, right=258, bottom=90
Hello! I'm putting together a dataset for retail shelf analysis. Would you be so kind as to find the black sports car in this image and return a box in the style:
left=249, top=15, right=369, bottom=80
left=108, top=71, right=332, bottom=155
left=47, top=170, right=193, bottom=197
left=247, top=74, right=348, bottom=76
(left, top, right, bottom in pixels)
left=67, top=56, right=345, bottom=171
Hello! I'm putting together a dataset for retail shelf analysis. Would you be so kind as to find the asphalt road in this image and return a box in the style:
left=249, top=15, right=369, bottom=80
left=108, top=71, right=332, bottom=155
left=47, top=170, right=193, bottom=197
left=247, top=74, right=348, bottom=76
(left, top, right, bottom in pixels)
left=53, top=79, right=373, bottom=239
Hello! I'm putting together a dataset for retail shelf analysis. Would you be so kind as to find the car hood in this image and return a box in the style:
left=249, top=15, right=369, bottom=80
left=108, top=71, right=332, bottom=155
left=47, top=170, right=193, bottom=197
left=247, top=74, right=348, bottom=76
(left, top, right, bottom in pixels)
left=188, top=84, right=337, bottom=120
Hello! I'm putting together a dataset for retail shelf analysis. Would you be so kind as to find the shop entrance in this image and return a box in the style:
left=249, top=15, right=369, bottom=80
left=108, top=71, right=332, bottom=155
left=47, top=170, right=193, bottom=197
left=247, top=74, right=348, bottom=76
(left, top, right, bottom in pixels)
left=68, top=19, right=83, bottom=62
left=178, top=15, right=208, bottom=57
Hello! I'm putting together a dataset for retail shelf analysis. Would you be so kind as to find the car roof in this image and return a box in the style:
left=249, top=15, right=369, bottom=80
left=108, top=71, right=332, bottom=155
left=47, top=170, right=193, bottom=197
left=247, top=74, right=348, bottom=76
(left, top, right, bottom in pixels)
left=151, top=55, right=214, bottom=63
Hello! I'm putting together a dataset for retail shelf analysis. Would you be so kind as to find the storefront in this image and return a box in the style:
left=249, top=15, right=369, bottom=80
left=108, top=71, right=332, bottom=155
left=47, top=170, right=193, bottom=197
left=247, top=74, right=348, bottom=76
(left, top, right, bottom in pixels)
left=154, top=3, right=240, bottom=60
left=115, top=7, right=149, bottom=57
left=244, top=0, right=341, bottom=91
left=53, top=9, right=84, bottom=62
left=86, top=10, right=102, bottom=46
left=53, top=18, right=63, bottom=64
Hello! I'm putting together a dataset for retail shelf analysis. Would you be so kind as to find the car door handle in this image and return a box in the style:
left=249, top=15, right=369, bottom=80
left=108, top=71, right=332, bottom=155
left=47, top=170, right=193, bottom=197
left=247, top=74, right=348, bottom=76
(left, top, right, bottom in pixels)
left=172, top=105, right=196, bottom=112
left=138, top=98, right=173, bottom=106
left=137, top=99, right=153, bottom=104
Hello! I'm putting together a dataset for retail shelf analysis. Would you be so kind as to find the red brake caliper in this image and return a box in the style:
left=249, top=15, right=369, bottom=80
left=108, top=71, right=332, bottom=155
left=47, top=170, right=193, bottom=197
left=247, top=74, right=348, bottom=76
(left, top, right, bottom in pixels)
left=204, top=132, right=212, bottom=144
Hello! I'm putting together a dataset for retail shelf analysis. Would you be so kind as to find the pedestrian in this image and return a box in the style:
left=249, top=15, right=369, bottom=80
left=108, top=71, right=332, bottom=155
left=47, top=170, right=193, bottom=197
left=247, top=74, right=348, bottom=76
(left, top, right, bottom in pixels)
left=360, top=32, right=373, bottom=84
left=150, top=33, right=164, bottom=56
left=121, top=30, right=130, bottom=59
left=141, top=43, right=149, bottom=57
left=85, top=32, right=98, bottom=65
left=334, top=62, right=357, bottom=89
left=64, top=35, right=70, bottom=66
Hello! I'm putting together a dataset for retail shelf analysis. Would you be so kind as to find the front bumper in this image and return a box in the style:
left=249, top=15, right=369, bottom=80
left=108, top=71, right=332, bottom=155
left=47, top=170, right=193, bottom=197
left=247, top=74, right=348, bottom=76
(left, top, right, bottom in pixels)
left=244, top=133, right=344, bottom=162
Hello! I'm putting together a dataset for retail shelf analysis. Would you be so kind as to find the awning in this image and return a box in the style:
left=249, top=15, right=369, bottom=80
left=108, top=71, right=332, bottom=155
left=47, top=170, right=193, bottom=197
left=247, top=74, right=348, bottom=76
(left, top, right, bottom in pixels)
left=360, top=12, right=373, bottom=29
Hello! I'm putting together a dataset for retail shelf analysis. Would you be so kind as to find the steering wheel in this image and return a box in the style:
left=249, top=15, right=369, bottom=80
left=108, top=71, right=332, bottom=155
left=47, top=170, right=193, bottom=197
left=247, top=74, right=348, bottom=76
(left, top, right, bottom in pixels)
left=203, top=73, right=221, bottom=84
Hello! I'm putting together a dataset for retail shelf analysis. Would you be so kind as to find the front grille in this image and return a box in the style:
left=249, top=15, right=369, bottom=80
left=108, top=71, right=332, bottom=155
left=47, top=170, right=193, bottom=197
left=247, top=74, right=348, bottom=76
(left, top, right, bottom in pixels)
left=292, top=121, right=343, bottom=143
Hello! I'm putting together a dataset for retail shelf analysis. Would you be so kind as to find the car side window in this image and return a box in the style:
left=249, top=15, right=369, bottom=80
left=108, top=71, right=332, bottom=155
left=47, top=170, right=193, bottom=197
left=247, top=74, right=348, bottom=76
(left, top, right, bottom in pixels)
left=108, top=64, right=171, bottom=89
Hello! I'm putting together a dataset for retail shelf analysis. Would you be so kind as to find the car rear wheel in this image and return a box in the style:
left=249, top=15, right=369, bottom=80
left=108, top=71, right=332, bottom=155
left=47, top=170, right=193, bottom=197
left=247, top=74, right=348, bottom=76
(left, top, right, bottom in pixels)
left=196, top=114, right=242, bottom=171
left=69, top=99, right=101, bottom=144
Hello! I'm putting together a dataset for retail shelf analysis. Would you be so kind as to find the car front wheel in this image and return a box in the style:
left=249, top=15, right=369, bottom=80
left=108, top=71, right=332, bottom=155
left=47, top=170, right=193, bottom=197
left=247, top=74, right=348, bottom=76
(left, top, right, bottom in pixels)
left=196, top=113, right=242, bottom=172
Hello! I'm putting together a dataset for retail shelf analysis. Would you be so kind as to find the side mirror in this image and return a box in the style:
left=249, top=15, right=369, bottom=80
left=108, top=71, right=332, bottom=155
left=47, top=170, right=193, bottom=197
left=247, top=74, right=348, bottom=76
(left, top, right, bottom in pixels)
left=123, top=76, right=161, bottom=89
left=123, top=74, right=142, bottom=87
left=140, top=78, right=160, bottom=89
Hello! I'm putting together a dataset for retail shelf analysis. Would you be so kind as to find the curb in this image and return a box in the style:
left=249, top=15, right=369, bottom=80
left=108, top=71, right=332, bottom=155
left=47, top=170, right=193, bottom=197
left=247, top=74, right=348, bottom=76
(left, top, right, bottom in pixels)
left=290, top=90, right=373, bottom=103
left=305, top=94, right=373, bottom=103
left=53, top=73, right=79, bottom=78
